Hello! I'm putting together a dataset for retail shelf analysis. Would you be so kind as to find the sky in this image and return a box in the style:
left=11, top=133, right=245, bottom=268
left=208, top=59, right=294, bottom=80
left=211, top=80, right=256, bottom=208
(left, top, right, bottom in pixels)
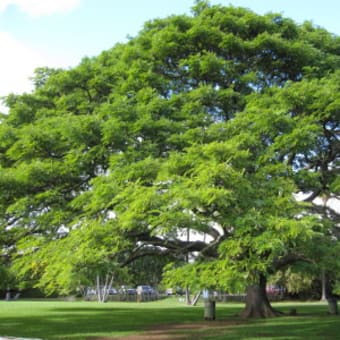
left=1, top=0, right=340, bottom=111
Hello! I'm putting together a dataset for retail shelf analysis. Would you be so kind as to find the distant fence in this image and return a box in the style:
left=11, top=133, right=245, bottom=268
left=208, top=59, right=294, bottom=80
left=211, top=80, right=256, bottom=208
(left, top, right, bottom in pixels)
left=219, top=294, right=246, bottom=302
left=84, top=291, right=284, bottom=303
left=214, top=292, right=284, bottom=302
left=85, top=292, right=160, bottom=302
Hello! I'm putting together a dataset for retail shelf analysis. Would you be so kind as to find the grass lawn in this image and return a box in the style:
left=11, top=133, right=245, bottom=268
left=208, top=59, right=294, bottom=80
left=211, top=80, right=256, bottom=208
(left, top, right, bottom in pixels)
left=0, top=298, right=338, bottom=339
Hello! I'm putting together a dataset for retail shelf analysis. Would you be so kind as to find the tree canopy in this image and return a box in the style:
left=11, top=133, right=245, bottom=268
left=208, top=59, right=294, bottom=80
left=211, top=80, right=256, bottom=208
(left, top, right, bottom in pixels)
left=0, top=1, right=339, bottom=317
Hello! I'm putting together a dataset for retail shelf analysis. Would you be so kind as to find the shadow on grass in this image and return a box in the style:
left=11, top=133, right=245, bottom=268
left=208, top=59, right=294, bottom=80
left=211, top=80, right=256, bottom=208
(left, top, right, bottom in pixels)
left=202, top=316, right=340, bottom=340
left=0, top=301, right=337, bottom=340
left=0, top=301, right=240, bottom=340
left=202, top=304, right=339, bottom=340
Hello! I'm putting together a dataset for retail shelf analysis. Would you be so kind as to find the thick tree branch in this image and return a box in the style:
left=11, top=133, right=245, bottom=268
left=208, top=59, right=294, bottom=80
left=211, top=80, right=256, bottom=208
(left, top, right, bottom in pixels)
left=272, top=253, right=314, bottom=271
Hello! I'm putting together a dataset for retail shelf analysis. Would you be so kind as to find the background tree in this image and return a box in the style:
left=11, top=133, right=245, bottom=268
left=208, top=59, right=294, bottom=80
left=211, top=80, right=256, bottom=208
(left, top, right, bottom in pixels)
left=13, top=220, right=130, bottom=301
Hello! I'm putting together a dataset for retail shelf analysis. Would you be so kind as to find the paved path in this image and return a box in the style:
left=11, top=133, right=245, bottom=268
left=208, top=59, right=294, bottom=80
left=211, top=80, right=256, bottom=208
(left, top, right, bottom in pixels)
left=0, top=338, right=41, bottom=340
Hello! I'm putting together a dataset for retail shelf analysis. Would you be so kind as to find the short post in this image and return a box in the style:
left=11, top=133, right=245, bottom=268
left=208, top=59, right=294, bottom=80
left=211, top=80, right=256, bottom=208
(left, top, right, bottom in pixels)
left=327, top=297, right=338, bottom=315
left=5, top=287, right=11, bottom=301
left=136, top=287, right=142, bottom=303
left=203, top=289, right=216, bottom=320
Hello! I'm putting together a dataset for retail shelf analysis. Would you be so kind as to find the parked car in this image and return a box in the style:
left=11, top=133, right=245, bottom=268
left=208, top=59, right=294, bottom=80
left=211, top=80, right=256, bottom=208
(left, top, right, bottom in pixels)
left=107, top=288, right=118, bottom=295
left=126, top=288, right=137, bottom=295
left=86, top=287, right=118, bottom=296
left=86, top=288, right=97, bottom=296
left=136, top=285, right=154, bottom=294
left=120, top=286, right=136, bottom=295
left=165, top=288, right=174, bottom=295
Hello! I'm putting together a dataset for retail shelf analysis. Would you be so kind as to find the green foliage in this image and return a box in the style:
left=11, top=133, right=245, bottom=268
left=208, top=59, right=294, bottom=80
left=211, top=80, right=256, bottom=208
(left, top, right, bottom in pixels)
left=163, top=261, right=245, bottom=293
left=13, top=220, right=129, bottom=295
left=269, top=267, right=315, bottom=294
left=0, top=3, right=339, bottom=296
left=128, top=255, right=174, bottom=286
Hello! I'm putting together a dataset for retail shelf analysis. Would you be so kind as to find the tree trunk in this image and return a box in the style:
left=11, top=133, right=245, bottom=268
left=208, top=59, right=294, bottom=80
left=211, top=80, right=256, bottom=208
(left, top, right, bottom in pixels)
left=96, top=274, right=102, bottom=303
left=240, top=275, right=282, bottom=318
left=185, top=287, right=192, bottom=305
left=191, top=291, right=201, bottom=306
left=320, top=269, right=327, bottom=302
left=185, top=228, right=192, bottom=306
left=96, top=273, right=114, bottom=303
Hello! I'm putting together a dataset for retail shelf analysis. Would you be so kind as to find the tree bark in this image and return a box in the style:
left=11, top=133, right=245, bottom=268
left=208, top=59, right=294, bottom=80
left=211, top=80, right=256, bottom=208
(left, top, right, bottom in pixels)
left=191, top=291, right=201, bottom=306
left=185, top=287, right=192, bottom=305
left=96, top=274, right=102, bottom=303
left=320, top=269, right=327, bottom=302
left=240, top=275, right=282, bottom=318
left=96, top=273, right=114, bottom=303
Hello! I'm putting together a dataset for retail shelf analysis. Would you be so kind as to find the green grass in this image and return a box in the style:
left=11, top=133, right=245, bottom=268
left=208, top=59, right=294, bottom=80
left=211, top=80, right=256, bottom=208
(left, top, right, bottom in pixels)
left=0, top=298, right=337, bottom=339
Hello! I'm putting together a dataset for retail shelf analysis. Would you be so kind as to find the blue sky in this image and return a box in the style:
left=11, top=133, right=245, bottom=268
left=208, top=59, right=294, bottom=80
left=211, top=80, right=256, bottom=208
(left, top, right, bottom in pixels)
left=1, top=0, right=340, bottom=109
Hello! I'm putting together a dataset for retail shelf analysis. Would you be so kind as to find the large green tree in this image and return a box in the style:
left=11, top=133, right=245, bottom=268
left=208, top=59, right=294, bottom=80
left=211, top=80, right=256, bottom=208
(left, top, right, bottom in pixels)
left=0, top=1, right=339, bottom=316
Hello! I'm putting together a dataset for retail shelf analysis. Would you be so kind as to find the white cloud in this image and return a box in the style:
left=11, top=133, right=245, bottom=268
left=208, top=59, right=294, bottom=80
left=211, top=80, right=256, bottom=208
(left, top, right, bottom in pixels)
left=0, top=0, right=81, bottom=17
left=0, top=31, right=76, bottom=113
left=0, top=31, right=43, bottom=112
left=0, top=32, right=44, bottom=94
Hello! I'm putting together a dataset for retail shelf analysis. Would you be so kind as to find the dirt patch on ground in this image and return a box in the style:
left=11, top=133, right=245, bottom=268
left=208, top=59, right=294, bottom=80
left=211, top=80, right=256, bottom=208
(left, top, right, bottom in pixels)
left=90, top=319, right=244, bottom=340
